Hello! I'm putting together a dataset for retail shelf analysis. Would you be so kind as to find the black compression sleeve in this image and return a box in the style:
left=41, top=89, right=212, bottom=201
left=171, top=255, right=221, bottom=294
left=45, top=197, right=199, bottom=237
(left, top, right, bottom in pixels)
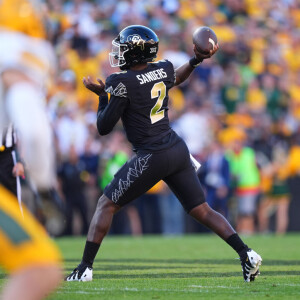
left=98, top=94, right=109, bottom=112
left=96, top=95, right=128, bottom=136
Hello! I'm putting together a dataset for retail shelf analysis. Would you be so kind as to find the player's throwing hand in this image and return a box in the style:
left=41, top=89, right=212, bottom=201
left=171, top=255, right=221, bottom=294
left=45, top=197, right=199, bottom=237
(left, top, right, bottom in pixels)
left=83, top=76, right=106, bottom=96
left=193, top=43, right=219, bottom=60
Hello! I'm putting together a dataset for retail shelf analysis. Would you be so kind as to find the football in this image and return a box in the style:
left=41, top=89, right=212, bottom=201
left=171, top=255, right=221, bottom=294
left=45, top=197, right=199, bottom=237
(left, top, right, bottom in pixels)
left=192, top=26, right=218, bottom=54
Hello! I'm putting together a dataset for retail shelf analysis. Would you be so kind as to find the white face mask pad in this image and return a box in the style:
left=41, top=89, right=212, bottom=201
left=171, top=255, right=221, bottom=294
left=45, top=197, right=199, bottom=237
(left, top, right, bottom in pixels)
left=109, top=40, right=129, bottom=68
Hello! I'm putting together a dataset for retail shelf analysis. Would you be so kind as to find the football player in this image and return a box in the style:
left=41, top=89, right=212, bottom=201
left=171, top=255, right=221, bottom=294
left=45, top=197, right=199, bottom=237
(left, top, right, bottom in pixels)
left=0, top=0, right=62, bottom=299
left=66, top=25, right=262, bottom=283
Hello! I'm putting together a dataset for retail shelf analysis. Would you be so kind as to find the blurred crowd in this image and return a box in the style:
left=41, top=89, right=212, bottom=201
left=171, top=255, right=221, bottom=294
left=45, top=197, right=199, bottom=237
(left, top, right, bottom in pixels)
left=23, top=0, right=300, bottom=236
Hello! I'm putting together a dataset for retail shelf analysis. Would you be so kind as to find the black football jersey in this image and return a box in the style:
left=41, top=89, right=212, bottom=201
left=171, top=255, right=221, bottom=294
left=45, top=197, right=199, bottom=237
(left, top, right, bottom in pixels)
left=98, top=60, right=181, bottom=151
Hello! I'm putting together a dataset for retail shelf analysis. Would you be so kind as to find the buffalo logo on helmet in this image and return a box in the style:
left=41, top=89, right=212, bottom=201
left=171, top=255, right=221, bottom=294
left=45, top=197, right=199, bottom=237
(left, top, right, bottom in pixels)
left=127, top=34, right=145, bottom=50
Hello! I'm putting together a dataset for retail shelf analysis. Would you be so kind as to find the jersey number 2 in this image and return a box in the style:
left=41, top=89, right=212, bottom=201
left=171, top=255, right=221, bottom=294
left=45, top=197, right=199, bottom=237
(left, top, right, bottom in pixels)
left=150, top=81, right=166, bottom=124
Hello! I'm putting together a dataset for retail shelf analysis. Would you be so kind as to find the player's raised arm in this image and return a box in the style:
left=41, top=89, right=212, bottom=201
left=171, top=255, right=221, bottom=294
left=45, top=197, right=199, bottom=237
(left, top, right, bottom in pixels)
left=174, top=43, right=219, bottom=86
left=174, top=27, right=219, bottom=86
left=83, top=76, right=129, bottom=136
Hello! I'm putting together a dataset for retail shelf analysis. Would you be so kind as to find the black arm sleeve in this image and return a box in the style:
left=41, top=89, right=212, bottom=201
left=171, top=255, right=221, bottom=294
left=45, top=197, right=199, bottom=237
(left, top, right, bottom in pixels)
left=96, top=94, right=128, bottom=136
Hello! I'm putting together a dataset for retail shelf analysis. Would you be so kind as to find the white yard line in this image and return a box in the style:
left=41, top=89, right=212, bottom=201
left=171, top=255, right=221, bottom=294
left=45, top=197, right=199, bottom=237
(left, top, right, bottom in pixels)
left=60, top=282, right=300, bottom=294
left=189, top=285, right=239, bottom=289
left=60, top=287, right=209, bottom=294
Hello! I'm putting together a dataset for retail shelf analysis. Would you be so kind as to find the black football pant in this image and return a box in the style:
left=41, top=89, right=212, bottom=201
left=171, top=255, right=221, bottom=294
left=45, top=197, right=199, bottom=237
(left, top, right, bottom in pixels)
left=104, top=139, right=205, bottom=212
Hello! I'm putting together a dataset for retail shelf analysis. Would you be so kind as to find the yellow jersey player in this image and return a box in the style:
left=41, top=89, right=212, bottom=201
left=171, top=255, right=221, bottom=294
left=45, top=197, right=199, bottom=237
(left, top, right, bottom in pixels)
left=0, top=0, right=62, bottom=299
left=0, top=0, right=56, bottom=189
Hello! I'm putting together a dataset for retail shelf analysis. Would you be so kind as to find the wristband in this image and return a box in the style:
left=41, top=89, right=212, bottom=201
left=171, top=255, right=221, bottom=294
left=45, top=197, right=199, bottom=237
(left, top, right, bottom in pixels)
left=189, top=56, right=203, bottom=68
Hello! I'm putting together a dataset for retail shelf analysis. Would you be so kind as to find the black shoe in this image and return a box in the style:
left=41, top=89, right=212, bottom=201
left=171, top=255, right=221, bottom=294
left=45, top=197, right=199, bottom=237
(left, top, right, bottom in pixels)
left=65, top=264, right=93, bottom=282
left=240, top=249, right=262, bottom=282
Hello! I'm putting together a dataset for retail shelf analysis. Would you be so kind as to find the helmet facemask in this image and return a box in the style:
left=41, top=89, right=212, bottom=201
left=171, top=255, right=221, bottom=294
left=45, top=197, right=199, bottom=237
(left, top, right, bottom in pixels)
left=109, top=39, right=129, bottom=68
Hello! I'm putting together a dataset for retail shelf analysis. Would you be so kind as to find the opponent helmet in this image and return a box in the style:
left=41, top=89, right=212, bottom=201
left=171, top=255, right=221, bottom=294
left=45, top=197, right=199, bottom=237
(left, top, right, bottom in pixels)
left=109, top=25, right=159, bottom=69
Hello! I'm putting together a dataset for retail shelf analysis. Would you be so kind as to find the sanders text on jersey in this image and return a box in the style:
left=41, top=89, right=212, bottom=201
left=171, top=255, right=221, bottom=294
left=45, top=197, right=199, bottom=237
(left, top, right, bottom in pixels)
left=136, top=68, right=167, bottom=85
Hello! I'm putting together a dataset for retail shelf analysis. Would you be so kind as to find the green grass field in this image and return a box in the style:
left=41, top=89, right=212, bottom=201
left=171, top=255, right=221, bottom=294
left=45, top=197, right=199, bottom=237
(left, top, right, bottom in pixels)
left=2, top=234, right=300, bottom=299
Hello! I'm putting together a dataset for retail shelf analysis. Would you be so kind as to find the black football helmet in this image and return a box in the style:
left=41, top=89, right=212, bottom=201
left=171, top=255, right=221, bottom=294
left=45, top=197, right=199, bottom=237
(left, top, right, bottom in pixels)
left=109, top=25, right=159, bottom=70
